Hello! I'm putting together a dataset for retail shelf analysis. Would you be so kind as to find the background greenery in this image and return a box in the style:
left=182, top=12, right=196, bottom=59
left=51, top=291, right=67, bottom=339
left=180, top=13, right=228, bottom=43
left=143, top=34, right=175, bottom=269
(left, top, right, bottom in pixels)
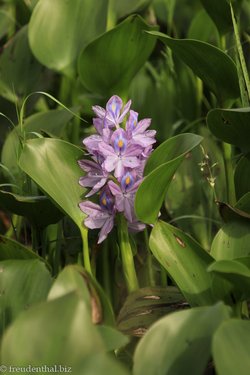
left=0, top=0, right=250, bottom=374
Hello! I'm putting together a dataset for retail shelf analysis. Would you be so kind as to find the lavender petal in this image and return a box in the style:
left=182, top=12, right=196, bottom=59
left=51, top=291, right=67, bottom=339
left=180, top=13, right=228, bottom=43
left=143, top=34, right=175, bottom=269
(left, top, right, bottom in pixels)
left=97, top=216, right=114, bottom=244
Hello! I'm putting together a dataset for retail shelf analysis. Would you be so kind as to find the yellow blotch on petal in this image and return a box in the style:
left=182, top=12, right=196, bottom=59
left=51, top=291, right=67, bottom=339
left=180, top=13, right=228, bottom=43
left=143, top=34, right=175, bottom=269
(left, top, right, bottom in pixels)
left=118, top=139, right=123, bottom=148
left=125, top=176, right=131, bottom=185
left=102, top=198, right=107, bottom=206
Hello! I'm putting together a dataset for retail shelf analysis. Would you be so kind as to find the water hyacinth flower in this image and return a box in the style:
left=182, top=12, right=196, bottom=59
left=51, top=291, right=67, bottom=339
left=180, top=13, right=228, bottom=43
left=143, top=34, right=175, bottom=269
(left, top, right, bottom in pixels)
left=79, top=187, right=115, bottom=244
left=78, top=95, right=156, bottom=243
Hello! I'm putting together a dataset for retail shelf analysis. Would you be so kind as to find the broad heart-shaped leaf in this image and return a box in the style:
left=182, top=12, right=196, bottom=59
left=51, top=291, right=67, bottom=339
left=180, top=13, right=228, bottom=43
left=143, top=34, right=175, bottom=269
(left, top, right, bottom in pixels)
left=47, top=265, right=125, bottom=350
left=135, top=133, right=202, bottom=224
left=48, top=265, right=115, bottom=326
left=149, top=221, right=215, bottom=306
left=0, top=26, right=43, bottom=102
left=234, top=154, right=250, bottom=200
left=133, top=302, right=231, bottom=375
left=208, top=257, right=250, bottom=301
left=1, top=292, right=105, bottom=366
left=18, top=138, right=86, bottom=230
left=29, top=0, right=108, bottom=74
left=0, top=259, right=52, bottom=335
left=200, top=0, right=243, bottom=35
left=1, top=108, right=75, bottom=176
left=207, top=107, right=250, bottom=152
left=78, top=15, right=158, bottom=96
left=0, top=235, right=41, bottom=261
left=0, top=190, right=64, bottom=228
left=117, top=286, right=186, bottom=337
left=147, top=31, right=239, bottom=103
left=211, top=195, right=250, bottom=260
left=212, top=319, right=250, bottom=375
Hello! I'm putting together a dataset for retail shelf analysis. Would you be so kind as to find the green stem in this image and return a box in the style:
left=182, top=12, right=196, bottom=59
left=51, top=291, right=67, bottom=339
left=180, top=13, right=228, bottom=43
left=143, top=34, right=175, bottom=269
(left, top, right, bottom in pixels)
left=5, top=214, right=21, bottom=240
left=117, top=215, right=139, bottom=293
left=223, top=142, right=236, bottom=205
left=80, top=227, right=92, bottom=275
left=31, top=226, right=39, bottom=253
left=144, top=228, right=155, bottom=286
left=242, top=301, right=249, bottom=319
left=59, top=74, right=73, bottom=106
left=106, top=0, right=116, bottom=31
left=232, top=301, right=243, bottom=318
left=160, top=265, right=167, bottom=287
left=103, top=239, right=112, bottom=302
left=54, top=222, right=63, bottom=275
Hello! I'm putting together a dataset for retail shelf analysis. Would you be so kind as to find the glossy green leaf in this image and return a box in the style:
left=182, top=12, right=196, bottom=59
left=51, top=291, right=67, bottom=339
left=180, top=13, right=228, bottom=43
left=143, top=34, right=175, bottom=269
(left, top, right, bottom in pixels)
left=147, top=31, right=239, bottom=102
left=48, top=265, right=92, bottom=303
left=149, top=221, right=215, bottom=306
left=0, top=235, right=41, bottom=261
left=207, top=107, right=250, bottom=152
left=0, top=26, right=43, bottom=102
left=211, top=221, right=250, bottom=260
left=164, top=131, right=224, bottom=250
left=1, top=292, right=105, bottom=366
left=117, top=286, right=186, bottom=337
left=0, top=190, right=64, bottom=227
left=208, top=257, right=250, bottom=300
left=29, top=0, right=108, bottom=73
left=78, top=15, right=157, bottom=96
left=48, top=264, right=114, bottom=326
left=135, top=133, right=203, bottom=224
left=47, top=265, right=123, bottom=349
left=211, top=195, right=250, bottom=260
left=51, top=266, right=115, bottom=326
left=217, top=201, right=250, bottom=223
left=48, top=265, right=103, bottom=324
left=213, top=320, right=250, bottom=375
left=134, top=302, right=231, bottom=375
left=200, top=0, right=243, bottom=35
left=1, top=108, right=75, bottom=175
left=187, top=9, right=219, bottom=45
left=18, top=138, right=86, bottom=229
left=236, top=192, right=250, bottom=214
left=234, top=154, right=250, bottom=200
left=0, top=259, right=52, bottom=335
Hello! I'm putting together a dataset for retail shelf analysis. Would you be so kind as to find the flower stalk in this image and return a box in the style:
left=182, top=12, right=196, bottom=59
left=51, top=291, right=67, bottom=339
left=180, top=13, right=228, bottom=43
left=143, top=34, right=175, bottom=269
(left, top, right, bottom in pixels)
left=80, top=227, right=92, bottom=275
left=117, top=214, right=139, bottom=293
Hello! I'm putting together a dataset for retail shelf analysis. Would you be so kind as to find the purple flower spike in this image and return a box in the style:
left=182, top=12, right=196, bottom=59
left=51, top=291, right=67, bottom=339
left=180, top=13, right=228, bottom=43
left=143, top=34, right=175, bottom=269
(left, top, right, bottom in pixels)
left=78, top=94, right=157, bottom=243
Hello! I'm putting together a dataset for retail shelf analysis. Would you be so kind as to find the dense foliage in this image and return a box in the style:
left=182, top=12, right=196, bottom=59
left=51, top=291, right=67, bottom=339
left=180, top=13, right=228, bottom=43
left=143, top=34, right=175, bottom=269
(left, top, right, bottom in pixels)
left=0, top=0, right=250, bottom=374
